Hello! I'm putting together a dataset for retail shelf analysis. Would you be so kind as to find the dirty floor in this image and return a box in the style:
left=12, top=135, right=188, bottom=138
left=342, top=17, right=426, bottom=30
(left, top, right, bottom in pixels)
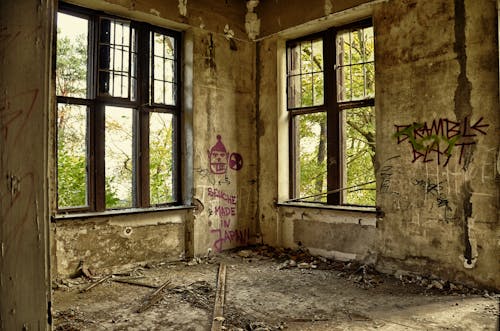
left=52, top=247, right=499, bottom=331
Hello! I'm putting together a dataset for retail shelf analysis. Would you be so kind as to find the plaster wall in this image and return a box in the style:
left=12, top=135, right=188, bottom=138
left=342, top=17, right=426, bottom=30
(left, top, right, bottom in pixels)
left=0, top=0, right=52, bottom=328
left=190, top=29, right=258, bottom=256
left=258, top=0, right=499, bottom=289
left=51, top=0, right=258, bottom=276
left=52, top=210, right=187, bottom=276
left=374, top=0, right=499, bottom=289
left=257, top=0, right=373, bottom=38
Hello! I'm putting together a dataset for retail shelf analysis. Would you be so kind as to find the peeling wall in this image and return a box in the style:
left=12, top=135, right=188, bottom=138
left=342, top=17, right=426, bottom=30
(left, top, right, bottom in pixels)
left=258, top=0, right=499, bottom=289
left=256, top=0, right=373, bottom=38
left=0, top=0, right=52, bottom=329
left=50, top=0, right=259, bottom=277
left=190, top=29, right=258, bottom=256
left=374, top=0, right=499, bottom=289
left=52, top=210, right=187, bottom=276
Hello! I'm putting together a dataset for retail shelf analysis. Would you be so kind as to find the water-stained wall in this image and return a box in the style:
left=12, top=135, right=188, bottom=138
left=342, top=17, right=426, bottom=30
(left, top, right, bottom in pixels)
left=190, top=29, right=258, bottom=256
left=257, top=0, right=499, bottom=289
left=374, top=0, right=499, bottom=289
left=0, top=0, right=53, bottom=329
left=51, top=0, right=258, bottom=276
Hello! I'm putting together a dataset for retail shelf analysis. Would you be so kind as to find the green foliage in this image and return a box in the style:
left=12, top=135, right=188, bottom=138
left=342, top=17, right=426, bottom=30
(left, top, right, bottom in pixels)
left=57, top=148, right=87, bottom=207
left=56, top=21, right=175, bottom=209
left=296, top=27, right=376, bottom=206
left=149, top=117, right=174, bottom=205
left=56, top=32, right=87, bottom=97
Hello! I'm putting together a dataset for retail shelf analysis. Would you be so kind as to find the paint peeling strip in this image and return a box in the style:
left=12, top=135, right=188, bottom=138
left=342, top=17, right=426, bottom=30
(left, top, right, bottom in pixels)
left=149, top=8, right=160, bottom=16
left=178, top=0, right=187, bottom=17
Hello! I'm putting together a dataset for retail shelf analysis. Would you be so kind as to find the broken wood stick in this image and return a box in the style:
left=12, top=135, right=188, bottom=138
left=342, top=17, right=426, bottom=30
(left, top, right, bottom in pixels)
left=79, top=274, right=112, bottom=293
left=136, top=279, right=171, bottom=313
left=112, top=278, right=158, bottom=289
left=211, top=263, right=227, bottom=331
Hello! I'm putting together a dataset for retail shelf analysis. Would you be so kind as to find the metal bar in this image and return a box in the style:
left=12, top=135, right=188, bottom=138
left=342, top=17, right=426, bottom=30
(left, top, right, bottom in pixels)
left=286, top=180, right=376, bottom=203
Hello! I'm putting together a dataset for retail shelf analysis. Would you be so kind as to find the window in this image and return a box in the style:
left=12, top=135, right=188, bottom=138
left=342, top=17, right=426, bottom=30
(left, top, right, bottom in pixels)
left=56, top=3, right=181, bottom=211
left=287, top=19, right=375, bottom=206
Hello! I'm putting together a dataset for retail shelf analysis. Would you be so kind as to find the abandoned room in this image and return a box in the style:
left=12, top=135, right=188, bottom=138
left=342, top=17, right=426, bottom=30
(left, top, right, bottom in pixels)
left=1, top=0, right=499, bottom=329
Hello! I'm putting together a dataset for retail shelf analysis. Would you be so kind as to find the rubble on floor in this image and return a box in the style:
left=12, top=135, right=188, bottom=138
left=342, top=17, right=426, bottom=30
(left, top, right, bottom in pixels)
left=52, top=245, right=499, bottom=331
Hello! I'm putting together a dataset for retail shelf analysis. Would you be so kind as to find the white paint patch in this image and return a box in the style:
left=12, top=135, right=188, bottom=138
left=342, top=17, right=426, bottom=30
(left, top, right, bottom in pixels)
left=123, top=227, right=133, bottom=236
left=324, top=0, right=333, bottom=15
left=178, top=0, right=187, bottom=17
left=224, top=24, right=234, bottom=40
left=245, top=0, right=260, bottom=40
left=149, top=8, right=160, bottom=17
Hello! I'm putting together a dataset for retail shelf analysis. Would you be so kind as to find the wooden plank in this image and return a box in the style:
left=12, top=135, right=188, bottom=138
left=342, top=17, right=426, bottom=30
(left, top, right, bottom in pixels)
left=136, top=280, right=171, bottom=313
left=211, top=263, right=227, bottom=331
left=112, top=278, right=159, bottom=289
left=79, top=274, right=113, bottom=293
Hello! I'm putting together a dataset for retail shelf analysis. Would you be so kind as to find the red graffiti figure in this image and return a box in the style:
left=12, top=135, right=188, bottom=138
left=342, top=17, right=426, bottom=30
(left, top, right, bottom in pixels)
left=208, top=135, right=229, bottom=174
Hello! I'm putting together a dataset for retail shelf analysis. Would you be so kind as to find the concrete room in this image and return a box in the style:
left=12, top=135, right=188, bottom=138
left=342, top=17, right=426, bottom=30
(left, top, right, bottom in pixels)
left=0, top=0, right=499, bottom=330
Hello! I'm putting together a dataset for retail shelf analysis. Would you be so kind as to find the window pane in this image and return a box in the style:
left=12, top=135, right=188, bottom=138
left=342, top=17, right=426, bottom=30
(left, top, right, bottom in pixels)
left=99, top=18, right=135, bottom=99
left=287, top=42, right=301, bottom=76
left=336, top=26, right=374, bottom=102
left=105, top=106, right=134, bottom=208
left=364, top=27, right=374, bottom=62
left=154, top=81, right=164, bottom=104
left=57, top=104, right=88, bottom=208
left=344, top=106, right=376, bottom=206
left=301, top=74, right=313, bottom=107
left=56, top=13, right=88, bottom=98
left=351, top=64, right=365, bottom=99
left=295, top=113, right=327, bottom=202
left=337, top=65, right=351, bottom=101
left=151, top=32, right=177, bottom=105
left=301, top=41, right=313, bottom=73
left=365, top=62, right=375, bottom=97
left=287, top=38, right=324, bottom=109
left=313, top=73, right=324, bottom=105
left=150, top=113, right=174, bottom=204
left=287, top=75, right=301, bottom=108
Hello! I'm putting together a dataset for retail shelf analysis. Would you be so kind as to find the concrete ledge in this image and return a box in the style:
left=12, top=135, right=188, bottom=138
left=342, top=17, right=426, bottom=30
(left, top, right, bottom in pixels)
left=278, top=206, right=377, bottom=261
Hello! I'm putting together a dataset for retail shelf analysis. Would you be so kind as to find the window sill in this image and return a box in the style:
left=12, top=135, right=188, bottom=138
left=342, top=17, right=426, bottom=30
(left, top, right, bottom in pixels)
left=52, top=205, right=194, bottom=222
left=277, top=201, right=376, bottom=213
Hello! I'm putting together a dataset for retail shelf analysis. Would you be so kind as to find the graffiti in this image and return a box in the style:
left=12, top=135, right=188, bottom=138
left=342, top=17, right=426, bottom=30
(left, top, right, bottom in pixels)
left=380, top=155, right=400, bottom=193
left=206, top=187, right=248, bottom=252
left=229, top=153, right=243, bottom=171
left=0, top=89, right=39, bottom=141
left=208, top=135, right=243, bottom=174
left=211, top=222, right=249, bottom=252
left=412, top=179, right=444, bottom=196
left=394, top=117, right=489, bottom=166
left=412, top=178, right=452, bottom=219
left=207, top=187, right=237, bottom=205
left=194, top=167, right=216, bottom=185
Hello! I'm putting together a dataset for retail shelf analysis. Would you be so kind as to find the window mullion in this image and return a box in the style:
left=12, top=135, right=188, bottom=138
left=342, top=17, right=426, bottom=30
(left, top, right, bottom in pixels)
left=325, top=29, right=341, bottom=205
left=137, top=25, right=151, bottom=207
left=94, top=102, right=106, bottom=211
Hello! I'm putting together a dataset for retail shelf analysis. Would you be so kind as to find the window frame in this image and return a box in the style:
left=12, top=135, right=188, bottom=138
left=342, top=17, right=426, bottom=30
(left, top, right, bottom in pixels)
left=55, top=2, right=182, bottom=213
left=286, top=18, right=375, bottom=206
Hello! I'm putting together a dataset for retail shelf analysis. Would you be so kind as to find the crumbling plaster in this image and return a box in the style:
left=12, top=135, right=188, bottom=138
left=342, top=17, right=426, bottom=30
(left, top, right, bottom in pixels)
left=50, top=0, right=259, bottom=278
left=257, top=0, right=499, bottom=289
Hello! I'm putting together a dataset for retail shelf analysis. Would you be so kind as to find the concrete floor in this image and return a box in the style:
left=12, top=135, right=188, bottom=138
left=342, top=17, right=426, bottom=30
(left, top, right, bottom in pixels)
left=52, top=247, right=499, bottom=330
